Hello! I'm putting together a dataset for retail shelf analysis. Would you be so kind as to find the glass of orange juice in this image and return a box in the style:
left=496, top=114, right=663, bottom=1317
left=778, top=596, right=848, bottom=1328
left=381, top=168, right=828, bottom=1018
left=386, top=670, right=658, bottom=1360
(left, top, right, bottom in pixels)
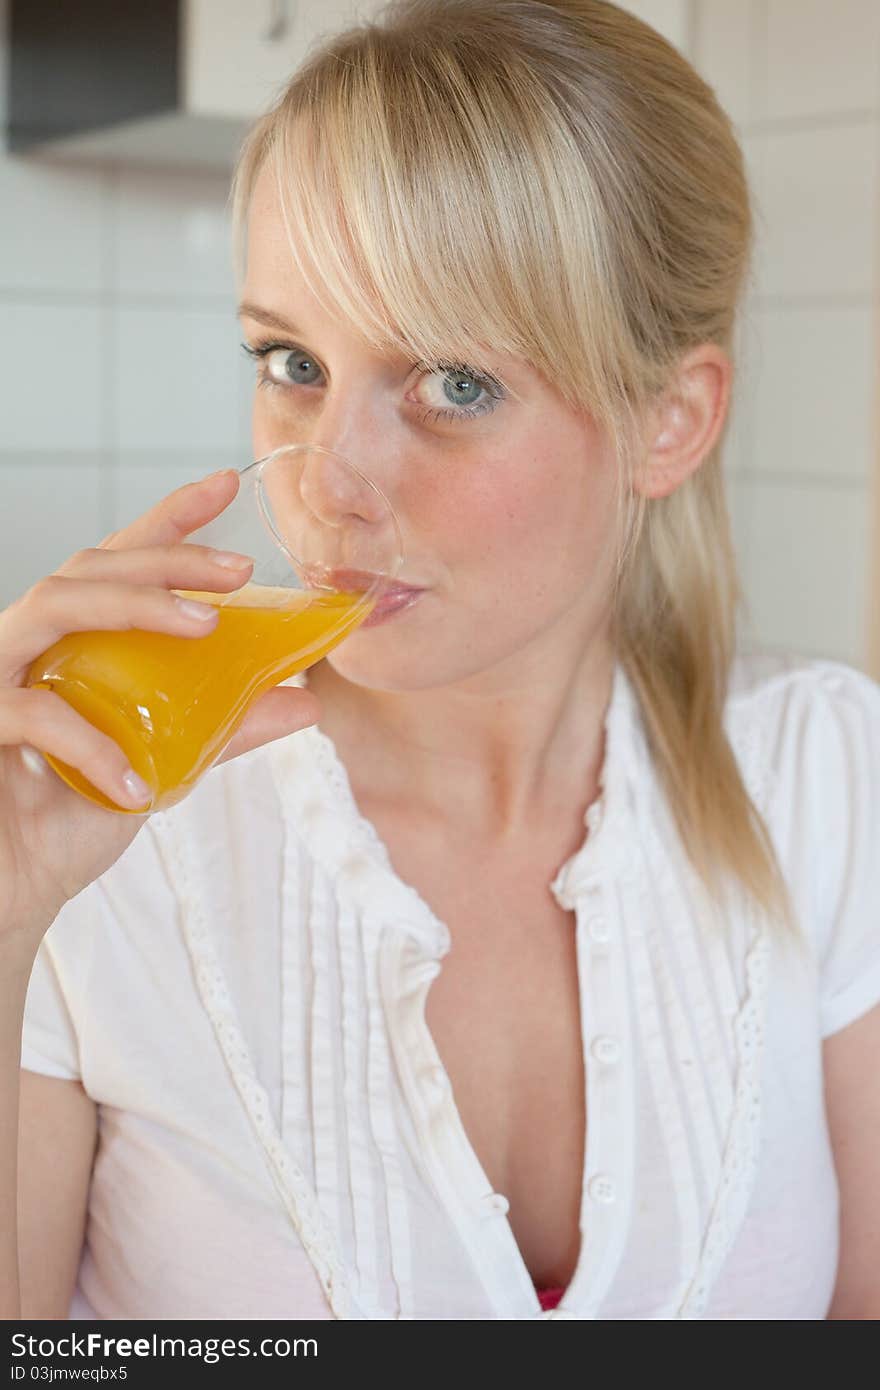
left=24, top=444, right=404, bottom=814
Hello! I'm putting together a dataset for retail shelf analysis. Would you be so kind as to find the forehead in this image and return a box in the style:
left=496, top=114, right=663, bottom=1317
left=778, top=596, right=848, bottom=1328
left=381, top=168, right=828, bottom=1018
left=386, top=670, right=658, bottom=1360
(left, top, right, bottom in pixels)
left=243, top=164, right=312, bottom=292
left=241, top=173, right=380, bottom=375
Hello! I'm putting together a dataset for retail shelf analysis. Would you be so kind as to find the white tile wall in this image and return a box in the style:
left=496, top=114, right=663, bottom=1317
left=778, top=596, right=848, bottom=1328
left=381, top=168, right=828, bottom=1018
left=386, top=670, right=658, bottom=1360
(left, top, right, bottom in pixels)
left=112, top=168, right=237, bottom=299
left=0, top=4, right=248, bottom=609
left=114, top=306, right=246, bottom=452
left=737, top=477, right=870, bottom=662
left=693, top=0, right=758, bottom=132
left=724, top=295, right=764, bottom=476
left=1, top=460, right=104, bottom=603
left=761, top=0, right=880, bottom=123
left=0, top=303, right=104, bottom=452
left=727, top=472, right=750, bottom=564
left=1, top=0, right=877, bottom=674
left=694, top=0, right=879, bottom=673
left=751, top=122, right=879, bottom=300
left=619, top=0, right=692, bottom=52
left=0, top=159, right=108, bottom=294
left=750, top=305, right=876, bottom=485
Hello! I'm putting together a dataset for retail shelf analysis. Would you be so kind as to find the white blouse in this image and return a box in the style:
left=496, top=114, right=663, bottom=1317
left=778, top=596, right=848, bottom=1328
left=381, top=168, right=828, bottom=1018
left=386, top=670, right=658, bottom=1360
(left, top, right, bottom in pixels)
left=19, top=646, right=880, bottom=1320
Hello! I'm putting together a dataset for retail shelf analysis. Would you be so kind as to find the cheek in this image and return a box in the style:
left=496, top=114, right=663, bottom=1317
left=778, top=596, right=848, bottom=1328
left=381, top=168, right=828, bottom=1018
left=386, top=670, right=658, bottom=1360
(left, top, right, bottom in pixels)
left=421, top=448, right=616, bottom=600
left=252, top=394, right=300, bottom=458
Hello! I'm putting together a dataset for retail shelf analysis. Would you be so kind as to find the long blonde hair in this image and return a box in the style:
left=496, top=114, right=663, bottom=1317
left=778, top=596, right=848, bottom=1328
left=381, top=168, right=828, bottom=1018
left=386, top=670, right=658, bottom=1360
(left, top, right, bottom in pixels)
left=231, top=0, right=799, bottom=944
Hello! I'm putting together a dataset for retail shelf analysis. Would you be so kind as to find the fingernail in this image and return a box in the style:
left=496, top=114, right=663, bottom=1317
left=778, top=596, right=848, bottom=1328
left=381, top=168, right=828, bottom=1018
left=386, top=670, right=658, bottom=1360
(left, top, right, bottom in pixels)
left=200, top=468, right=235, bottom=482
left=175, top=597, right=219, bottom=622
left=211, top=551, right=254, bottom=570
left=121, top=768, right=152, bottom=807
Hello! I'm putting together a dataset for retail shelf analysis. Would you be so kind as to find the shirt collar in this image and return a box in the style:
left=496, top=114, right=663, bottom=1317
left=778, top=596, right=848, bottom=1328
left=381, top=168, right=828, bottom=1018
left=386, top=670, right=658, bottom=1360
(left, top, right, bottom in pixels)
left=275, top=652, right=645, bottom=938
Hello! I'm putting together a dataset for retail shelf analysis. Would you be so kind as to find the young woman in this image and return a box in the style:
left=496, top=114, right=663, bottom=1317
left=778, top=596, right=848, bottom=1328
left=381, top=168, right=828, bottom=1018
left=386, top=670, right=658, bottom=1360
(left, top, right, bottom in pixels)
left=2, top=0, right=878, bottom=1320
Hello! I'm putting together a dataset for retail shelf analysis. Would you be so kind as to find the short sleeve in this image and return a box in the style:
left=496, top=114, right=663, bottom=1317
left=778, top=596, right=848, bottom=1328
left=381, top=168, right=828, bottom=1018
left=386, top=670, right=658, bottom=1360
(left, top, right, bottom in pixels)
left=810, top=661, right=880, bottom=1038
left=20, top=890, right=99, bottom=1082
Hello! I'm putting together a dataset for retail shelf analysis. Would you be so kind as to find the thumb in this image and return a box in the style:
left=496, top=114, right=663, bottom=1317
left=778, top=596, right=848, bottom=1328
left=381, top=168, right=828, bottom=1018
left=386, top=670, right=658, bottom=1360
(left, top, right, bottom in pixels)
left=213, top=687, right=322, bottom=767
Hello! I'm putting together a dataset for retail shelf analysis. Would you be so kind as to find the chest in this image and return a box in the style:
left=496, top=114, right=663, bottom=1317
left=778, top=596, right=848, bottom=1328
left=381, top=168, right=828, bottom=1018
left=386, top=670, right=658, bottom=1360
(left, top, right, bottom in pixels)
left=369, top=815, right=589, bottom=1288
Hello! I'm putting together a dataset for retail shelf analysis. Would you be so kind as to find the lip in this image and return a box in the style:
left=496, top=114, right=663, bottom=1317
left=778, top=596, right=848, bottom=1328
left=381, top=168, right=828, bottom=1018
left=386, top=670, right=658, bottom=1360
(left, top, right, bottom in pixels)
left=361, top=587, right=426, bottom=626
left=302, top=564, right=424, bottom=600
left=298, top=563, right=427, bottom=626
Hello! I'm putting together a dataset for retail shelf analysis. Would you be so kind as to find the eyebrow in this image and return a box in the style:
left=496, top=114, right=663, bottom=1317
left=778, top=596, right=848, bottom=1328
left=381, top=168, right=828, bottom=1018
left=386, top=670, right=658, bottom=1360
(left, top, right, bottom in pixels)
left=237, top=302, right=303, bottom=336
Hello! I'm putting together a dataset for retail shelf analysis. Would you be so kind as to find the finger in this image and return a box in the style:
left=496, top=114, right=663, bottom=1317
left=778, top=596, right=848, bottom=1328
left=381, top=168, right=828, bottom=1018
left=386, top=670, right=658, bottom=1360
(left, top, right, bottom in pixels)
left=98, top=468, right=241, bottom=552
left=1, top=687, right=153, bottom=810
left=53, top=542, right=254, bottom=588
left=1, top=575, right=227, bottom=687
left=213, top=687, right=322, bottom=766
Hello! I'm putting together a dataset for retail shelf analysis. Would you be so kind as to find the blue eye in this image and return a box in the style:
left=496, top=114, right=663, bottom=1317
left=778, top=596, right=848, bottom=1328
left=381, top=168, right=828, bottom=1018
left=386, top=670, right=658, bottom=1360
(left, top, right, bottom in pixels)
left=241, top=341, right=506, bottom=424
left=242, top=340, right=323, bottom=390
left=412, top=362, right=506, bottom=423
left=265, top=347, right=322, bottom=386
left=440, top=370, right=483, bottom=407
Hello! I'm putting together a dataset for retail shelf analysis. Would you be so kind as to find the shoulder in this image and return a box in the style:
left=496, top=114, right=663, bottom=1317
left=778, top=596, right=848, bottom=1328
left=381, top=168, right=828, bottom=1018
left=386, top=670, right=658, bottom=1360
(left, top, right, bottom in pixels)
left=724, top=646, right=880, bottom=974
left=725, top=643, right=880, bottom=715
left=724, top=645, right=880, bottom=787
left=723, top=644, right=880, bottom=841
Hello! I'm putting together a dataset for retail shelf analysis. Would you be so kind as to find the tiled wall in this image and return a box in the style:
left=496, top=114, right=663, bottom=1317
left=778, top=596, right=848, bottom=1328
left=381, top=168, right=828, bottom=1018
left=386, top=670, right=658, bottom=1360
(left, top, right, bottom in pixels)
left=2, top=1, right=878, bottom=676
left=692, top=0, right=880, bottom=674
left=0, top=2, right=250, bottom=610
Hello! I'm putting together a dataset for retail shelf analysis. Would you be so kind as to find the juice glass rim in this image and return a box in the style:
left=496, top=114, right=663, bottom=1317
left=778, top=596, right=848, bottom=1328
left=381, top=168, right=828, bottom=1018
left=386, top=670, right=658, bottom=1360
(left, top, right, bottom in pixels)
left=245, top=442, right=405, bottom=592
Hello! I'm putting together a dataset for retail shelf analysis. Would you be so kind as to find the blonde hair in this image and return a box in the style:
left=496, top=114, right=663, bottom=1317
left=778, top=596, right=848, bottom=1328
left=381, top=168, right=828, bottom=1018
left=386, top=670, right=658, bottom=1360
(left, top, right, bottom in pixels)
left=231, top=0, right=800, bottom=945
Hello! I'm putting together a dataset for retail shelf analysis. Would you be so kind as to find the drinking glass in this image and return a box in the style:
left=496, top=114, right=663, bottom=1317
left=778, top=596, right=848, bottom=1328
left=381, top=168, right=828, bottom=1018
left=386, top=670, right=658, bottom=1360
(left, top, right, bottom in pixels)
left=25, top=444, right=403, bottom=814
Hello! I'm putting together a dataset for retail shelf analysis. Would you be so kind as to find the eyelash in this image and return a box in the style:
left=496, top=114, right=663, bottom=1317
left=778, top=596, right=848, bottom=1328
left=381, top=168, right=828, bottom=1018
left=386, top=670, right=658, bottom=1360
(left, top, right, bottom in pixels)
left=240, top=340, right=506, bottom=423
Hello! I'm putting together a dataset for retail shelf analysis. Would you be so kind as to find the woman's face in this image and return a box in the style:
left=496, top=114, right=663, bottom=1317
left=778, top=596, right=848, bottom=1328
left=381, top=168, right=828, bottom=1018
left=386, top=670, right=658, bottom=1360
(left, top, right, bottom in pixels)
left=239, top=164, right=620, bottom=694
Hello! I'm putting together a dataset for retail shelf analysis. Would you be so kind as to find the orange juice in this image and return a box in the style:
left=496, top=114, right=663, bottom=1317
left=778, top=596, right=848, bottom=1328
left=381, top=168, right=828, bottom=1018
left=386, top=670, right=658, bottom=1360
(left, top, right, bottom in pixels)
left=25, top=582, right=370, bottom=813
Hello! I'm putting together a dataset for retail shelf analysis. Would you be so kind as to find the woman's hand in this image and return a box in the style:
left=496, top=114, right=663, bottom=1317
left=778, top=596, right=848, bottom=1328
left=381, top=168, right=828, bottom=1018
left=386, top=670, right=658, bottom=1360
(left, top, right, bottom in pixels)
left=0, top=469, right=321, bottom=950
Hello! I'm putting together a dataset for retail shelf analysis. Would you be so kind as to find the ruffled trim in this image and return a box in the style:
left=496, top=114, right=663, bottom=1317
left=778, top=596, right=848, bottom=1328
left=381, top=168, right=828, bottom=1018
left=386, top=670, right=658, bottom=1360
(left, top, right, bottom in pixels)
left=271, top=671, right=452, bottom=962
left=669, top=684, right=776, bottom=1319
left=632, top=675, right=776, bottom=1320
left=674, top=909, right=771, bottom=1318
left=548, top=657, right=644, bottom=908
left=275, top=662, right=649, bottom=959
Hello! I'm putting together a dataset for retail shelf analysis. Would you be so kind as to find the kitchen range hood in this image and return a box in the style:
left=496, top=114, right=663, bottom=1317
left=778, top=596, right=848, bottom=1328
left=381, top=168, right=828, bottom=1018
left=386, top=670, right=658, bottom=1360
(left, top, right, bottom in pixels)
left=7, top=0, right=377, bottom=171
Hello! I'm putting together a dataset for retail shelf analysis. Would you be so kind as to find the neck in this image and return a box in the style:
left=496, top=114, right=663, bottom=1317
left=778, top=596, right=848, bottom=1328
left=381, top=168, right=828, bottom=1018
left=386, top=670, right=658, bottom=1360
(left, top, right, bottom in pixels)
left=305, top=628, right=617, bottom=846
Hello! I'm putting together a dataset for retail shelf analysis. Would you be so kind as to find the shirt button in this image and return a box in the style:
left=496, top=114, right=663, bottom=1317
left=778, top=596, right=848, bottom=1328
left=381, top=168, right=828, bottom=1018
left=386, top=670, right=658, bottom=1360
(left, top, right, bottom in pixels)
left=487, top=1192, right=510, bottom=1215
left=590, top=1035, right=620, bottom=1065
left=587, top=916, right=610, bottom=943
left=588, top=1174, right=616, bottom=1204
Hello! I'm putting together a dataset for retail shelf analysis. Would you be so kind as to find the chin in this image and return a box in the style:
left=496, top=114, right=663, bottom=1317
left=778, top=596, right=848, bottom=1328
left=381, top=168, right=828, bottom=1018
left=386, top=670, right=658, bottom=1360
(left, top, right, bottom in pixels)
left=319, top=629, right=506, bottom=694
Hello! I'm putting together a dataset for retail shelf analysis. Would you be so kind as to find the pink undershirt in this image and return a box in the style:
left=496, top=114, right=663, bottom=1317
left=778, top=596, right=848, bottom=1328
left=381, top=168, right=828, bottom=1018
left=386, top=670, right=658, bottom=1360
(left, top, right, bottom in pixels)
left=535, top=1285, right=566, bottom=1311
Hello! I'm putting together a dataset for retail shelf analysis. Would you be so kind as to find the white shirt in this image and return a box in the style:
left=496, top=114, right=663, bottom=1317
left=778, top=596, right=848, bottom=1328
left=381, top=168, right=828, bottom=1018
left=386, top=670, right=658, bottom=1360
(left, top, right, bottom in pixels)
left=20, top=646, right=880, bottom=1320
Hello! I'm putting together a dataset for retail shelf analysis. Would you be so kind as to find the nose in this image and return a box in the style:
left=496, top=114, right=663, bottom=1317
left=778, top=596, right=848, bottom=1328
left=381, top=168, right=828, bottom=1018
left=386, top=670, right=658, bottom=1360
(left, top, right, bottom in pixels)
left=297, top=446, right=389, bottom=529
left=300, top=379, right=398, bottom=512
left=259, top=442, right=403, bottom=584
left=255, top=378, right=404, bottom=572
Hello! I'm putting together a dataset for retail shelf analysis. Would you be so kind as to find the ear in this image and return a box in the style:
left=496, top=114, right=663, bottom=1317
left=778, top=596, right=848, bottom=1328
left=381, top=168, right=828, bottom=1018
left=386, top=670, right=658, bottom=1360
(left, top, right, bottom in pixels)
left=633, top=344, right=733, bottom=500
